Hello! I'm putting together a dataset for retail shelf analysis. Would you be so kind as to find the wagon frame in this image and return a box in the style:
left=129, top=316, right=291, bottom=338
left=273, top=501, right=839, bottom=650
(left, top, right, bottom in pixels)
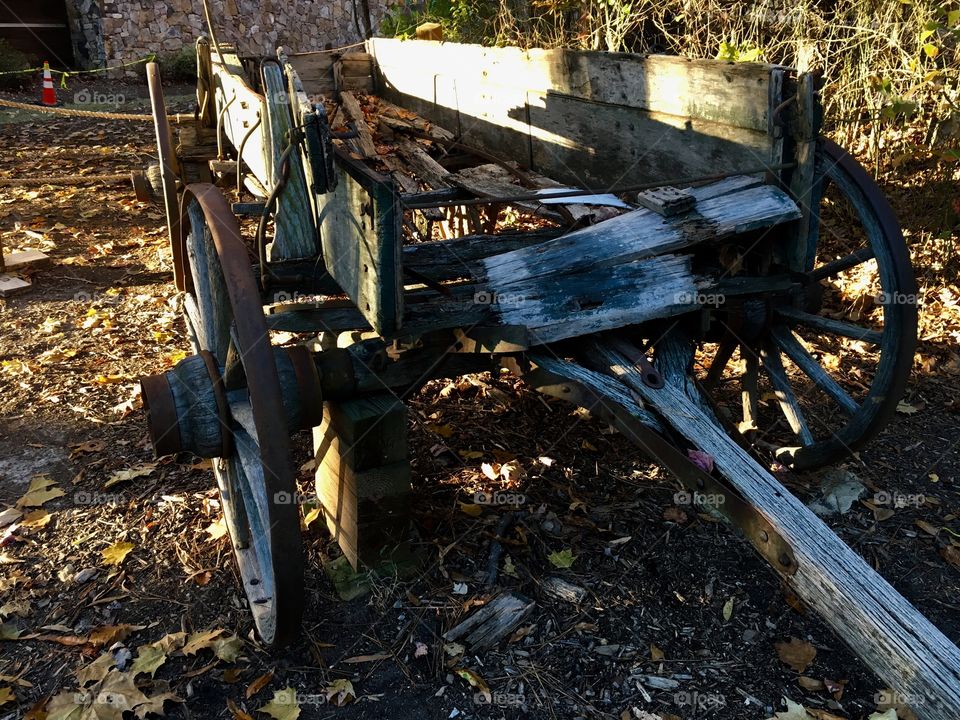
left=134, top=31, right=959, bottom=719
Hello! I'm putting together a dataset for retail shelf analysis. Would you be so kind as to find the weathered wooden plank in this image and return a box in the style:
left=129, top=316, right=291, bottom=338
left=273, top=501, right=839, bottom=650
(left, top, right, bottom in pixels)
left=527, top=90, right=775, bottom=189
left=262, top=62, right=317, bottom=260
left=403, top=228, right=561, bottom=280
left=368, top=39, right=773, bottom=131
left=315, top=149, right=402, bottom=334
left=589, top=340, right=960, bottom=720
left=444, top=592, right=535, bottom=650
left=448, top=164, right=563, bottom=222
left=483, top=180, right=799, bottom=286
left=0, top=273, right=30, bottom=296
left=395, top=139, right=451, bottom=188
left=488, top=254, right=697, bottom=345
left=339, top=90, right=378, bottom=158
left=0, top=249, right=50, bottom=271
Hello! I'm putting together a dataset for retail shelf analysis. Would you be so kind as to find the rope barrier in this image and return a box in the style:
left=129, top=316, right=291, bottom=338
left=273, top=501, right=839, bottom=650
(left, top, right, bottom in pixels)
left=0, top=97, right=190, bottom=123
left=0, top=173, right=132, bottom=187
left=0, top=56, right=156, bottom=88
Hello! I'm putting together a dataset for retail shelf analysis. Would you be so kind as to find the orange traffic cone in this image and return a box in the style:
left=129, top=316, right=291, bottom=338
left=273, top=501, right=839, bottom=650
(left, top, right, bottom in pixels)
left=40, top=62, right=57, bottom=106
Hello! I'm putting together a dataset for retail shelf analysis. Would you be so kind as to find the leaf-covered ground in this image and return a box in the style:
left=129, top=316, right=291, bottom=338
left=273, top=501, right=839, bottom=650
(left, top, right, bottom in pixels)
left=0, top=81, right=959, bottom=720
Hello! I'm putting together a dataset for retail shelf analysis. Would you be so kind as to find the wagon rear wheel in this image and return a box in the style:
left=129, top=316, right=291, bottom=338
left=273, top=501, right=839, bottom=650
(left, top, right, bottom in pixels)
left=179, top=184, right=304, bottom=648
left=698, top=140, right=917, bottom=470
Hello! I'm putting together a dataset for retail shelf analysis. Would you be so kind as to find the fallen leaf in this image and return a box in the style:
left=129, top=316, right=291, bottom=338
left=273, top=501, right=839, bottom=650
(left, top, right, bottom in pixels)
left=260, top=687, right=301, bottom=719
left=154, top=631, right=186, bottom=653
left=547, top=549, right=577, bottom=568
left=324, top=679, right=355, bottom=707
left=458, top=502, right=482, bottom=517
left=663, top=506, right=688, bottom=524
left=481, top=462, right=500, bottom=480
left=868, top=711, right=898, bottom=720
left=101, top=541, right=135, bottom=566
left=414, top=642, right=428, bottom=658
left=0, top=600, right=30, bottom=618
left=69, top=440, right=105, bottom=458
left=426, top=423, right=454, bottom=438
left=104, top=463, right=157, bottom=489
left=455, top=668, right=491, bottom=703
left=20, top=510, right=52, bottom=528
left=940, top=545, right=960, bottom=569
left=0, top=623, right=21, bottom=640
left=246, top=670, right=273, bottom=699
left=205, top=518, right=228, bottom=541
left=500, top=460, right=524, bottom=483
left=228, top=698, right=255, bottom=720
left=302, top=506, right=322, bottom=528
left=896, top=401, right=920, bottom=414
left=798, top=676, right=824, bottom=691
left=722, top=596, right=735, bottom=622
left=89, top=624, right=140, bottom=647
left=0, top=686, right=13, bottom=706
left=76, top=652, right=116, bottom=685
left=182, top=628, right=226, bottom=656
left=214, top=634, right=243, bottom=662
left=915, top=519, right=940, bottom=536
left=0, top=508, right=21, bottom=528
left=131, top=643, right=167, bottom=678
left=650, top=644, right=664, bottom=661
left=775, top=638, right=817, bottom=673
left=17, top=475, right=64, bottom=508
left=343, top=653, right=391, bottom=664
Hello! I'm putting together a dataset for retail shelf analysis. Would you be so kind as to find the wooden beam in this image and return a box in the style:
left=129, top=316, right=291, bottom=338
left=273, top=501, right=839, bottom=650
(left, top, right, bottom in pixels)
left=313, top=395, right=411, bottom=569
left=339, top=91, right=378, bottom=158
left=588, top=340, right=960, bottom=720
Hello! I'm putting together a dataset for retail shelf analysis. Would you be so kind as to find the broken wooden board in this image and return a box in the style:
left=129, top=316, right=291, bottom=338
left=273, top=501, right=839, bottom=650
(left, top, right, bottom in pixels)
left=444, top=592, right=535, bottom=650
left=1, top=249, right=50, bottom=271
left=448, top=164, right=564, bottom=222
left=482, top=176, right=794, bottom=287
left=340, top=91, right=378, bottom=159
left=581, top=340, right=960, bottom=720
left=0, top=273, right=31, bottom=296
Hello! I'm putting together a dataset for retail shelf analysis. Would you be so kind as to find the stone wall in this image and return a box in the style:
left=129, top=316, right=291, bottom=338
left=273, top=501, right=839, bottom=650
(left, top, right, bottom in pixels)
left=70, top=0, right=386, bottom=70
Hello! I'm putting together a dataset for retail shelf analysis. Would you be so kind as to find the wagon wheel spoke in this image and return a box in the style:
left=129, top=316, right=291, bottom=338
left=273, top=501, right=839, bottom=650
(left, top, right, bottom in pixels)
left=759, top=341, right=815, bottom=446
left=703, top=332, right=738, bottom=389
left=775, top=306, right=883, bottom=346
left=809, top=246, right=875, bottom=282
left=740, top=344, right=760, bottom=434
left=770, top=325, right=859, bottom=416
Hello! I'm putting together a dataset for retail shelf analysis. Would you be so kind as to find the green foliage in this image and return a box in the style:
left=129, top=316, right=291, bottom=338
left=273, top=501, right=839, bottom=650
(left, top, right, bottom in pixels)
left=716, top=41, right=764, bottom=63
left=380, top=0, right=496, bottom=43
left=0, top=40, right=33, bottom=90
left=158, top=47, right=196, bottom=83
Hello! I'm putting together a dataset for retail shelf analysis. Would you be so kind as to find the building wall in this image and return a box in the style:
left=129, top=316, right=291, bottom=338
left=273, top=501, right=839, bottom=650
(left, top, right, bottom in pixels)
left=70, top=0, right=385, bottom=70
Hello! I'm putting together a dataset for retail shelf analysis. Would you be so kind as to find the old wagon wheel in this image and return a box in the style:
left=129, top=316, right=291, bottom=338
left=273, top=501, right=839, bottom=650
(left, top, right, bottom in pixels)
left=146, top=61, right=186, bottom=291
left=698, top=139, right=917, bottom=470
left=177, top=184, right=304, bottom=648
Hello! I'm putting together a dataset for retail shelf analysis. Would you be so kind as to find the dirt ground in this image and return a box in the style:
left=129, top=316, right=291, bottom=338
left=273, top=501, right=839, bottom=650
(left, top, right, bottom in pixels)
left=0, top=80, right=959, bottom=720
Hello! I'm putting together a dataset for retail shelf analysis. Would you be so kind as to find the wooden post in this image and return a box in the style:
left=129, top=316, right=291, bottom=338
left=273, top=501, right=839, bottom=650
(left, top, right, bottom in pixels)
left=415, top=22, right=443, bottom=41
left=312, top=394, right=411, bottom=569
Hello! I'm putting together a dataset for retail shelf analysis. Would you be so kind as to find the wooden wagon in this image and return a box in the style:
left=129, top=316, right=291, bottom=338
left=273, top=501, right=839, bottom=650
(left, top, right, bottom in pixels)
left=135, top=32, right=960, bottom=718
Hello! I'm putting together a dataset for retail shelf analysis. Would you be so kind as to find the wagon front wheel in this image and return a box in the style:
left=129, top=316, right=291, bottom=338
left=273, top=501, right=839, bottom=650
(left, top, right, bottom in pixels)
left=141, top=184, right=305, bottom=648
left=698, top=140, right=918, bottom=470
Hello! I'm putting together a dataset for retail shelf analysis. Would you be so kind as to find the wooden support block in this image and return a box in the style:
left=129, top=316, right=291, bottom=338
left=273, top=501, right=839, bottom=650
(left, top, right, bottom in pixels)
left=396, top=138, right=451, bottom=188
left=444, top=592, right=535, bottom=650
left=339, top=91, right=378, bottom=158
left=313, top=394, right=411, bottom=569
left=415, top=22, right=443, bottom=41
left=1, top=249, right=50, bottom=271
left=0, top=273, right=31, bottom=296
left=634, top=186, right=695, bottom=216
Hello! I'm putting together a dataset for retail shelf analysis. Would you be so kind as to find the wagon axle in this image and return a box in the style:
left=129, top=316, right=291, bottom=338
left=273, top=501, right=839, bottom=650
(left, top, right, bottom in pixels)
left=141, top=346, right=323, bottom=458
